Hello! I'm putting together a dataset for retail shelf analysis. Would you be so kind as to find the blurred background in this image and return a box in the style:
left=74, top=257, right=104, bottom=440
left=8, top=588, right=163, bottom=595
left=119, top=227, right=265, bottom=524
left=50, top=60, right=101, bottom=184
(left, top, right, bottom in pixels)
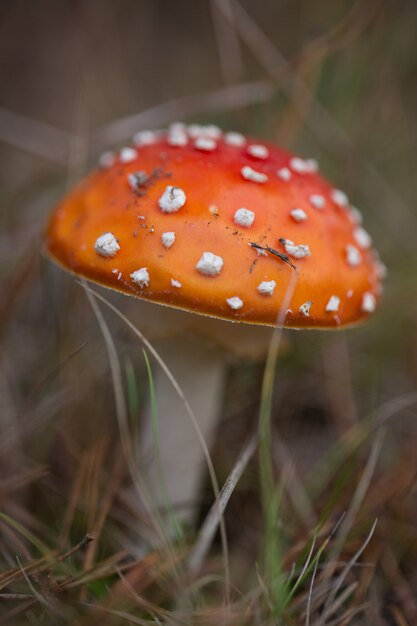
left=1, top=1, right=417, bottom=624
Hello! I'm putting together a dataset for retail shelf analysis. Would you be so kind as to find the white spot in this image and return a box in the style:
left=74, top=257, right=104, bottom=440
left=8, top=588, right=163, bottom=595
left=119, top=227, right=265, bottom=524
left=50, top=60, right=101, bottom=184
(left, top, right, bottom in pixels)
left=98, top=150, right=115, bottom=168
left=209, top=204, right=219, bottom=216
left=119, top=147, right=138, bottom=163
left=167, top=129, right=188, bottom=147
left=117, top=272, right=122, bottom=281
left=137, top=215, right=145, bottom=220
left=224, top=131, right=246, bottom=147
left=188, top=124, right=222, bottom=139
left=187, top=124, right=204, bottom=138
left=309, top=194, right=326, bottom=210
left=195, top=137, right=217, bottom=152
left=241, top=166, right=268, bottom=183
left=94, top=232, right=120, bottom=258
left=290, top=208, right=307, bottom=223
left=349, top=206, right=363, bottom=224
left=347, top=288, right=353, bottom=298
left=226, top=297, right=243, bottom=310
left=162, top=232, right=175, bottom=248
left=283, top=239, right=311, bottom=259
left=289, top=157, right=308, bottom=173
left=326, top=295, right=340, bottom=312
left=196, top=252, right=224, bottom=276
left=305, top=158, right=319, bottom=173
left=299, top=301, right=312, bottom=317
left=128, top=170, right=148, bottom=191
left=362, top=292, right=376, bottom=313
left=112, top=268, right=118, bottom=274
left=202, top=124, right=222, bottom=139
left=234, top=207, right=255, bottom=227
left=171, top=278, right=182, bottom=288
left=130, top=268, right=149, bottom=288
left=375, top=259, right=387, bottom=280
left=277, top=167, right=291, bottom=181
left=158, top=185, right=186, bottom=213
left=354, top=227, right=372, bottom=249
left=331, top=189, right=349, bottom=207
left=346, top=244, right=362, bottom=267
left=132, top=130, right=158, bottom=146
left=257, top=280, right=276, bottom=296
left=247, top=144, right=269, bottom=159
left=289, top=157, right=318, bottom=174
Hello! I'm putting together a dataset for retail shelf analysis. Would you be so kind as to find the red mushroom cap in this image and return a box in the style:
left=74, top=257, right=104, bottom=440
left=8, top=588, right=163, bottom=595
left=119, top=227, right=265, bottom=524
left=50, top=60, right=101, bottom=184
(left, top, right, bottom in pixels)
left=45, top=124, right=385, bottom=328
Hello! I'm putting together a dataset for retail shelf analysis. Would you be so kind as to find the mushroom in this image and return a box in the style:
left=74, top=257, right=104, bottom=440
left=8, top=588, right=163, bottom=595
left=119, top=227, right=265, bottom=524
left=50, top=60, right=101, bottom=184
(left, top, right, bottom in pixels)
left=45, top=123, right=384, bottom=527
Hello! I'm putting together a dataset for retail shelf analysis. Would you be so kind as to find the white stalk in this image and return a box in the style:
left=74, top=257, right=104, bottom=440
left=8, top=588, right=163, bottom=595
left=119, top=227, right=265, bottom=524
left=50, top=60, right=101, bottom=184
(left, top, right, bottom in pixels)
left=139, top=333, right=226, bottom=528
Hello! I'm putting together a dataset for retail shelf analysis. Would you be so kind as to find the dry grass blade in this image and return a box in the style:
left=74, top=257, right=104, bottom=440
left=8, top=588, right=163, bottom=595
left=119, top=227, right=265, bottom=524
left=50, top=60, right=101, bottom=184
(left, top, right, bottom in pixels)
left=84, top=449, right=125, bottom=565
left=19, top=340, right=89, bottom=417
left=305, top=556, right=320, bottom=626
left=79, top=602, right=161, bottom=626
left=320, top=581, right=358, bottom=621
left=0, top=592, right=33, bottom=599
left=59, top=550, right=137, bottom=590
left=0, top=81, right=277, bottom=165
left=300, top=0, right=380, bottom=57
left=289, top=534, right=317, bottom=601
left=93, top=81, right=275, bottom=150
left=0, top=556, right=48, bottom=590
left=114, top=565, right=169, bottom=621
left=381, top=547, right=417, bottom=624
left=188, top=432, right=258, bottom=572
left=83, top=284, right=179, bottom=575
left=0, top=106, right=70, bottom=164
left=0, top=599, right=37, bottom=624
left=0, top=78, right=277, bottom=168
left=319, top=427, right=384, bottom=608
left=324, top=602, right=369, bottom=626
left=0, top=534, right=93, bottom=601
left=80, top=282, right=231, bottom=598
left=210, top=0, right=244, bottom=85
left=218, top=0, right=417, bottom=245
left=272, top=436, right=317, bottom=529
left=15, top=555, right=52, bottom=613
left=308, top=393, right=417, bottom=499
left=319, top=519, right=378, bottom=625
left=0, top=512, right=50, bottom=559
left=58, top=451, right=90, bottom=549
left=0, top=465, right=48, bottom=494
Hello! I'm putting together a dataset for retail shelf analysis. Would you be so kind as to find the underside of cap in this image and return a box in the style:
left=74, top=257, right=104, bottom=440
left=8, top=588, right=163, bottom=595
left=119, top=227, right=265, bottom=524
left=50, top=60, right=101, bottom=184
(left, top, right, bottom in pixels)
left=45, top=124, right=385, bottom=329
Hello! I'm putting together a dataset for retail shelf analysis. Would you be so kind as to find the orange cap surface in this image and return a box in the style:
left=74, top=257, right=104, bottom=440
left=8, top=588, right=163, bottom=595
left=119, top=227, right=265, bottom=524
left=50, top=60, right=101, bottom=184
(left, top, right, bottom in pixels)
left=45, top=124, right=385, bottom=328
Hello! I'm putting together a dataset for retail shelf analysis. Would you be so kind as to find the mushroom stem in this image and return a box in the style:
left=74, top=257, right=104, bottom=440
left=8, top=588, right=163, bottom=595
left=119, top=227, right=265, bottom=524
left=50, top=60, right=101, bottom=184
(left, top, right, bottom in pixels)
left=139, top=333, right=226, bottom=529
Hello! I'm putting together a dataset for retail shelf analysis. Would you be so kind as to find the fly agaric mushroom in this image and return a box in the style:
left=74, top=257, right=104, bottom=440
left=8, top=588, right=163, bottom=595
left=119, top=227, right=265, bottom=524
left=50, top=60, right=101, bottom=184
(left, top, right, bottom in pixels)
left=45, top=123, right=384, bottom=525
